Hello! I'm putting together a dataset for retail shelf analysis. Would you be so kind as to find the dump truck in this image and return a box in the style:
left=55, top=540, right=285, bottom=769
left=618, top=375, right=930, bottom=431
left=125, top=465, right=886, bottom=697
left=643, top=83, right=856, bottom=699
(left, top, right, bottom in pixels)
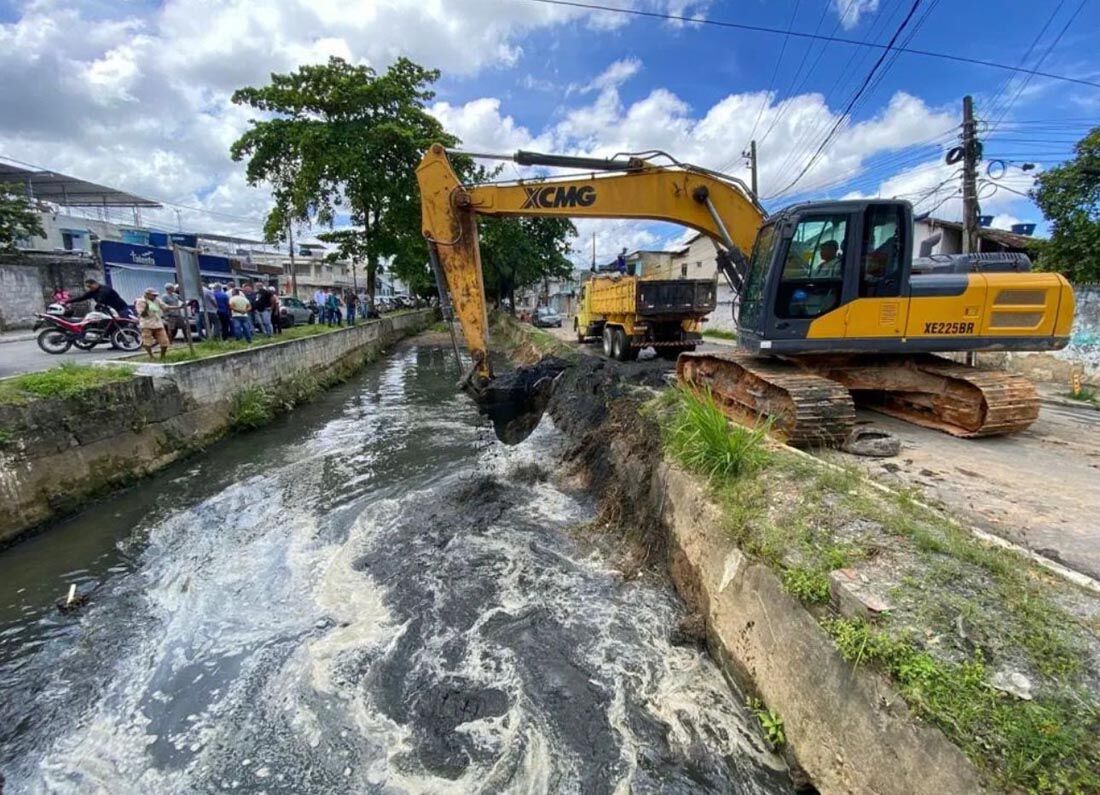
left=573, top=274, right=717, bottom=361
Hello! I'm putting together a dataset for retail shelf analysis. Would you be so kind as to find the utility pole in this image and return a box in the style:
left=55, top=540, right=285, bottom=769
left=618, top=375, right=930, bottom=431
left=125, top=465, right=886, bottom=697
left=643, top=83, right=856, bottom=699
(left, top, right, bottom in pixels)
left=286, top=224, right=298, bottom=297
left=743, top=139, right=759, bottom=198
left=961, top=95, right=980, bottom=255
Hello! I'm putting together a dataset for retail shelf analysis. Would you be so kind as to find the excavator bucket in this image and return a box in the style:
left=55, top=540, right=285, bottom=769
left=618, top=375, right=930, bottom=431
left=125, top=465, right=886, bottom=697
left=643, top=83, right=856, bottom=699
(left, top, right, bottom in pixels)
left=468, top=358, right=569, bottom=445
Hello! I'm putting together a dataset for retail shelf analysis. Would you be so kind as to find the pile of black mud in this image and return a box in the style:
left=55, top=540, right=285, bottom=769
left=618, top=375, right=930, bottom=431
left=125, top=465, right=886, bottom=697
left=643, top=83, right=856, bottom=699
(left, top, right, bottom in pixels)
left=543, top=353, right=677, bottom=569
left=472, top=357, right=571, bottom=445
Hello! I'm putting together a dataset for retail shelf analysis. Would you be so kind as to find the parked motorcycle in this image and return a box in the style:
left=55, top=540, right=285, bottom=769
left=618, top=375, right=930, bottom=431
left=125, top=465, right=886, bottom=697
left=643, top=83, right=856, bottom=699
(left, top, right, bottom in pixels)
left=34, top=303, right=141, bottom=354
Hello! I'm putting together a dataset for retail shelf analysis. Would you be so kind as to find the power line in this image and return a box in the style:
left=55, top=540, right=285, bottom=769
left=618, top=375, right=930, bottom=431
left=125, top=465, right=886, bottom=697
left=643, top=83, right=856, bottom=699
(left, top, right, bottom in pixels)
left=768, top=0, right=927, bottom=199
left=514, top=0, right=1100, bottom=90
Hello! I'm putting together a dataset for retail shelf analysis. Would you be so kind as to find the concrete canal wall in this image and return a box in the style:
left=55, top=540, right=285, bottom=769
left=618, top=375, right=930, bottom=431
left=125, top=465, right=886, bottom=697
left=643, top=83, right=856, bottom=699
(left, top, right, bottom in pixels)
left=0, top=310, right=434, bottom=543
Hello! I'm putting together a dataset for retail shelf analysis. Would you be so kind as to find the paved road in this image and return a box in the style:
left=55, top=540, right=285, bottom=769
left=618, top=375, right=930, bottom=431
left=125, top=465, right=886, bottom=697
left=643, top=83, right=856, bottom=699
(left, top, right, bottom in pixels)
left=0, top=338, right=136, bottom=378
left=826, top=403, right=1100, bottom=582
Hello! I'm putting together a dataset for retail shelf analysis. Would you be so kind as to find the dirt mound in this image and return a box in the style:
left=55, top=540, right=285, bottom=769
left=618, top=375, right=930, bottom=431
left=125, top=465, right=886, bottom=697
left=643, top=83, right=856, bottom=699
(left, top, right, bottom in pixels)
left=545, top=353, right=671, bottom=569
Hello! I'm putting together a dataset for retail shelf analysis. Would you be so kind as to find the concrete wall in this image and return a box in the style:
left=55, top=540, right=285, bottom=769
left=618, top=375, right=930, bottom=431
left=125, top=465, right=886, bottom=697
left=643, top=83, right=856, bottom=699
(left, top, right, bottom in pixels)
left=972, top=284, right=1100, bottom=387
left=0, top=310, right=434, bottom=543
left=0, top=254, right=101, bottom=329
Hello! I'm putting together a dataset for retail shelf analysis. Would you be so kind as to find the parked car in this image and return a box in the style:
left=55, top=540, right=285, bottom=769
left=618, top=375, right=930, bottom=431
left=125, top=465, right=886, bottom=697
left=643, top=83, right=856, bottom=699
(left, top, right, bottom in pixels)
left=278, top=295, right=315, bottom=327
left=533, top=306, right=562, bottom=328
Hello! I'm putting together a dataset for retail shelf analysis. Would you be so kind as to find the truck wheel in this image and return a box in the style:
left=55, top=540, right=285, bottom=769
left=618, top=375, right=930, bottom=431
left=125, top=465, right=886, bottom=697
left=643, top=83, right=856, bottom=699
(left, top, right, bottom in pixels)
left=602, top=326, right=614, bottom=357
left=613, top=328, right=636, bottom=361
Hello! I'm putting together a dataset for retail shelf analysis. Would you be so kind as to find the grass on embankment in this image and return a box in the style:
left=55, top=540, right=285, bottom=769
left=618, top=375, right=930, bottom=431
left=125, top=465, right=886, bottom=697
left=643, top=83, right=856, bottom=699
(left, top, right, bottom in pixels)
left=0, top=363, right=136, bottom=405
left=655, top=386, right=1100, bottom=794
left=151, top=323, right=340, bottom=363
left=702, top=328, right=737, bottom=341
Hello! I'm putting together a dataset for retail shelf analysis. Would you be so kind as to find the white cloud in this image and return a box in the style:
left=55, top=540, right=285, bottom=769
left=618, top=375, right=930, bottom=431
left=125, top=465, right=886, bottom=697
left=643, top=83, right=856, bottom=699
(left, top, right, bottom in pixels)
left=834, top=0, right=879, bottom=29
left=571, top=57, right=643, bottom=95
left=0, top=0, right=1003, bottom=258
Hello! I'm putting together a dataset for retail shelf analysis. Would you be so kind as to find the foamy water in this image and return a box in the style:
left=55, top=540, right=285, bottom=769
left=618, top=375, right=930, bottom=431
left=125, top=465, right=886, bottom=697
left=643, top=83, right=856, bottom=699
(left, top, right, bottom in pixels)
left=0, top=346, right=790, bottom=794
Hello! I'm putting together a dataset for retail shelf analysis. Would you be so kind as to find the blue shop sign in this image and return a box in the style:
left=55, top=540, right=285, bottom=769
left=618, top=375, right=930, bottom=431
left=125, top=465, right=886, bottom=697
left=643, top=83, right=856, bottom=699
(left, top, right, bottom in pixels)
left=99, top=240, right=176, bottom=269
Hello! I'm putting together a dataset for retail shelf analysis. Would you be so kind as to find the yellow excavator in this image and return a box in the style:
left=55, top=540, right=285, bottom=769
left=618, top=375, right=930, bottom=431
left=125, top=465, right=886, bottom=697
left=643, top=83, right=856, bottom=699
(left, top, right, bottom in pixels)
left=417, top=143, right=1074, bottom=446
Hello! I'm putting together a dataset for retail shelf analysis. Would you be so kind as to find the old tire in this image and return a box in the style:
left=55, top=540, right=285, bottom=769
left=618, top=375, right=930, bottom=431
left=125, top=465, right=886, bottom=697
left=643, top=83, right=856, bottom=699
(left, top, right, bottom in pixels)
left=618, top=330, right=638, bottom=361
left=37, top=328, right=72, bottom=354
left=602, top=325, right=614, bottom=357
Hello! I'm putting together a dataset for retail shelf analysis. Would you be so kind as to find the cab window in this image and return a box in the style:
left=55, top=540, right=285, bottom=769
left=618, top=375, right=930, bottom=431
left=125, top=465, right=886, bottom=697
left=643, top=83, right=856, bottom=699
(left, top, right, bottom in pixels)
left=776, top=214, right=847, bottom=319
left=737, top=223, right=776, bottom=330
left=860, top=205, right=904, bottom=297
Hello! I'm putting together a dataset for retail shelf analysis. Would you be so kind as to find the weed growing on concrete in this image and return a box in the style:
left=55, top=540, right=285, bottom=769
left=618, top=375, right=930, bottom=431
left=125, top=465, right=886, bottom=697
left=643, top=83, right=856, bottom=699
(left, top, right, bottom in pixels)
left=747, top=698, right=786, bottom=749
left=0, top=363, right=135, bottom=404
left=824, top=617, right=1100, bottom=794
left=782, top=567, right=831, bottom=604
left=663, top=387, right=770, bottom=480
left=230, top=386, right=275, bottom=429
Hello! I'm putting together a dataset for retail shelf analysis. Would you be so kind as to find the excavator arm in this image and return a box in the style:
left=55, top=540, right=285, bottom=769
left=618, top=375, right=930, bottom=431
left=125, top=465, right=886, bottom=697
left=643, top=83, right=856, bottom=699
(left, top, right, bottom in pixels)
left=416, top=143, right=765, bottom=390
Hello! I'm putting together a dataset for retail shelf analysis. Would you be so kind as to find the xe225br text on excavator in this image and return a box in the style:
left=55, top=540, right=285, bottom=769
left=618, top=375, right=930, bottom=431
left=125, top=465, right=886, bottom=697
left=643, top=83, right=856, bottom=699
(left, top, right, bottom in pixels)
left=417, top=143, right=1074, bottom=446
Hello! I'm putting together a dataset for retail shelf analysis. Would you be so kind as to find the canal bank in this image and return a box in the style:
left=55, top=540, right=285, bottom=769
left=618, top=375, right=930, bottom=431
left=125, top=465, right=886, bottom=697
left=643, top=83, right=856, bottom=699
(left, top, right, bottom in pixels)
left=0, top=310, right=434, bottom=544
left=499, top=315, right=1100, bottom=794
left=0, top=342, right=792, bottom=793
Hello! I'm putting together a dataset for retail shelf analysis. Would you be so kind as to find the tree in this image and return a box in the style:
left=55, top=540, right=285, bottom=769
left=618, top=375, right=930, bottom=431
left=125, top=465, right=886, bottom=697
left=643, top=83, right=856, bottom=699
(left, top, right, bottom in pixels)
left=479, top=216, right=577, bottom=312
left=230, top=57, right=456, bottom=303
left=0, top=184, right=45, bottom=251
left=1030, top=126, right=1100, bottom=282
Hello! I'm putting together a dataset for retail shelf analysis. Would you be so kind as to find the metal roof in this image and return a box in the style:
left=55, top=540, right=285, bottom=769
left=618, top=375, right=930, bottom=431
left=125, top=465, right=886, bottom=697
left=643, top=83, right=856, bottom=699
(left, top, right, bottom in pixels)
left=0, top=162, right=161, bottom=208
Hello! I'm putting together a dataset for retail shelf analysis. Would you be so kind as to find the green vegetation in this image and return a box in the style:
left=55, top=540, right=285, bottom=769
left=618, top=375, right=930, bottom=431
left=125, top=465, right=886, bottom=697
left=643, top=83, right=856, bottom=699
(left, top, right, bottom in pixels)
left=825, top=617, right=1099, bottom=794
left=702, top=328, right=737, bottom=341
left=1064, top=385, right=1099, bottom=406
left=231, top=57, right=456, bottom=301
left=0, top=363, right=135, bottom=404
left=0, top=182, right=46, bottom=250
left=653, top=390, right=1099, bottom=791
left=154, top=323, right=339, bottom=363
left=1031, top=126, right=1100, bottom=282
left=663, top=386, right=770, bottom=479
left=230, top=386, right=276, bottom=429
left=782, top=566, right=831, bottom=604
left=747, top=698, right=786, bottom=749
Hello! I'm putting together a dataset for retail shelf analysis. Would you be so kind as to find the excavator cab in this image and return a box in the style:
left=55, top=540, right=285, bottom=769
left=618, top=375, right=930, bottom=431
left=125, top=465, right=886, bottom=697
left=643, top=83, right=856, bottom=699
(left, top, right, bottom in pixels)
left=735, top=200, right=912, bottom=355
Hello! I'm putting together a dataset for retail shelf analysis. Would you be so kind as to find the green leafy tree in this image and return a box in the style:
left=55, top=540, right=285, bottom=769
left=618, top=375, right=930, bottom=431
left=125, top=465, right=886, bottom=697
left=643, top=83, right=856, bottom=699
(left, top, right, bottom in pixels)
left=0, top=184, right=45, bottom=250
left=230, top=56, right=455, bottom=303
left=1030, top=126, right=1100, bottom=282
left=479, top=216, right=577, bottom=312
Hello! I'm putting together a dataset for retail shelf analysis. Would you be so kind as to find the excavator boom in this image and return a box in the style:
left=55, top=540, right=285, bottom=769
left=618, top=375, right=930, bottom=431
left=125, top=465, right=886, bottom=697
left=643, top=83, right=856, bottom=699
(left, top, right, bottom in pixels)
left=416, top=143, right=763, bottom=389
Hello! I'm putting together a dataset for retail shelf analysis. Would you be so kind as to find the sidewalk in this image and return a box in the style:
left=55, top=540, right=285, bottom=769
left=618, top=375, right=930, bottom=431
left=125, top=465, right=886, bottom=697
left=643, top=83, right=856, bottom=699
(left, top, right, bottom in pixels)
left=0, top=329, right=35, bottom=345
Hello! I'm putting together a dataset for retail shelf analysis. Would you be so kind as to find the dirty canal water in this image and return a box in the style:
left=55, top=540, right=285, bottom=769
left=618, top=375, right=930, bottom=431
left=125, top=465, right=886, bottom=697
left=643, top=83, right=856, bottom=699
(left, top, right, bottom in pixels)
left=0, top=345, right=791, bottom=794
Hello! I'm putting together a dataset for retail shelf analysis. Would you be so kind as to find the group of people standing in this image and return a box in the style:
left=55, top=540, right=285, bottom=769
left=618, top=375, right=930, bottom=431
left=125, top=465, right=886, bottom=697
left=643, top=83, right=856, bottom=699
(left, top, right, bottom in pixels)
left=204, top=281, right=283, bottom=344
left=311, top=286, right=370, bottom=327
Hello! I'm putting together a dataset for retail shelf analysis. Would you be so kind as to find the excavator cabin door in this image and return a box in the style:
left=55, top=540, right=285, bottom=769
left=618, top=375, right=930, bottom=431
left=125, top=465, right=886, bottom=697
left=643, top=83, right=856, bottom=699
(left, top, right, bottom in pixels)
left=737, top=200, right=913, bottom=354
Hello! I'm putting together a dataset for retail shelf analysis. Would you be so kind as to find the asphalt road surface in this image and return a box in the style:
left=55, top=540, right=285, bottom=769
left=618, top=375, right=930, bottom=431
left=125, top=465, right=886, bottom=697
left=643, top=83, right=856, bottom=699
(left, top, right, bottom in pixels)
left=0, top=338, right=137, bottom=378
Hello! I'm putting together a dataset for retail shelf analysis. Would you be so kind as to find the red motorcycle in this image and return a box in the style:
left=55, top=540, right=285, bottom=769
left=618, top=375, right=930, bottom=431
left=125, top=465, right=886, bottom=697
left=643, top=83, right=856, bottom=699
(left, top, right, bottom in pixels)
left=34, top=303, right=142, bottom=354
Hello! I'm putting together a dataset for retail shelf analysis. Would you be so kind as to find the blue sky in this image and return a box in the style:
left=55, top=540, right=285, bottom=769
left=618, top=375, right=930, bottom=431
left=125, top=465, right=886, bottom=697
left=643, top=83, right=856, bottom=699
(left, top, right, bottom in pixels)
left=0, top=0, right=1097, bottom=258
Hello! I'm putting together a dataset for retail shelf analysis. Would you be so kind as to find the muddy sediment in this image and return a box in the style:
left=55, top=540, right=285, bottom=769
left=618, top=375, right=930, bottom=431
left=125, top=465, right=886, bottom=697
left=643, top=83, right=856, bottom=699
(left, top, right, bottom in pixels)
left=503, top=330, right=988, bottom=794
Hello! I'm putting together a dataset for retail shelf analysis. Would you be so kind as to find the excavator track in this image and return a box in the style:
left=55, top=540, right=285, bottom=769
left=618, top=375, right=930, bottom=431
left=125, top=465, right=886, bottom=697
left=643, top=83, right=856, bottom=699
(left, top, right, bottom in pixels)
left=677, top=352, right=856, bottom=448
left=823, top=355, right=1040, bottom=438
left=677, top=352, right=1039, bottom=447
